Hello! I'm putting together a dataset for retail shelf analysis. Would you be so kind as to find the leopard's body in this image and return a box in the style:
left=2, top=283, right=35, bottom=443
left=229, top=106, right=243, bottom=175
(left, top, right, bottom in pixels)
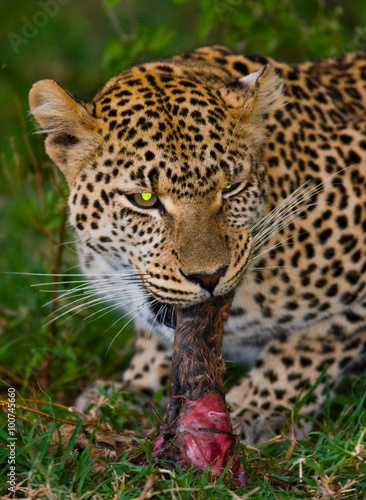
left=30, top=46, right=366, bottom=442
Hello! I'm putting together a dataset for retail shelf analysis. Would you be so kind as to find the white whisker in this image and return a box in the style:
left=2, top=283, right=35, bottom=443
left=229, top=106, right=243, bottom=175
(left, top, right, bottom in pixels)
left=147, top=303, right=165, bottom=339
left=32, top=276, right=143, bottom=287
left=10, top=272, right=148, bottom=277
left=162, top=304, right=168, bottom=329
left=43, top=287, right=143, bottom=326
left=250, top=166, right=356, bottom=256
left=105, top=299, right=158, bottom=355
left=252, top=236, right=294, bottom=261
left=248, top=265, right=290, bottom=271
left=253, top=202, right=316, bottom=251
left=84, top=295, right=147, bottom=323
left=250, top=178, right=312, bottom=234
left=41, top=279, right=143, bottom=308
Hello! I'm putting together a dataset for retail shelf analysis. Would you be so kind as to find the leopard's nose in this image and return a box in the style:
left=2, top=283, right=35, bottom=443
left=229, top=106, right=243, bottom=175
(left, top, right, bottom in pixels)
left=183, top=265, right=228, bottom=293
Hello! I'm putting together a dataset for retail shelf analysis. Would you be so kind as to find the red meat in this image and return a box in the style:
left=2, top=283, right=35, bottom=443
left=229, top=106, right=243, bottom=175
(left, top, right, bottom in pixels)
left=152, top=297, right=245, bottom=486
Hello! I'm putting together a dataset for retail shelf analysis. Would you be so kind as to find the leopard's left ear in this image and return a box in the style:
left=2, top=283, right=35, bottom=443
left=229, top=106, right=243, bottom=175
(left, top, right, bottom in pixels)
left=219, top=64, right=285, bottom=119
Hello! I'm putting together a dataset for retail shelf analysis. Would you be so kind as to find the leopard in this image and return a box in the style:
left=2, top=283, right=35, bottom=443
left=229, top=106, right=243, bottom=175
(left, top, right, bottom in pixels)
left=29, top=45, right=366, bottom=444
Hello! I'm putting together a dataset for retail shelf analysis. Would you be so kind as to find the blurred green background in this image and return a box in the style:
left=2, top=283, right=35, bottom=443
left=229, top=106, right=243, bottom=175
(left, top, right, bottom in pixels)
left=1, top=0, right=366, bottom=397
left=2, top=0, right=366, bottom=157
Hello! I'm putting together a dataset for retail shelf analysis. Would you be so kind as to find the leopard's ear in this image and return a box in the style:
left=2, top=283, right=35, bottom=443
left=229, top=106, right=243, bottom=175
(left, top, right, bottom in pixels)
left=29, top=79, right=100, bottom=182
left=219, top=64, right=285, bottom=120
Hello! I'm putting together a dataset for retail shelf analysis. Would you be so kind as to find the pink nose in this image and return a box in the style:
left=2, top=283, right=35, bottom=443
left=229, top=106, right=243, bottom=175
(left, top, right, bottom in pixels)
left=185, top=266, right=228, bottom=293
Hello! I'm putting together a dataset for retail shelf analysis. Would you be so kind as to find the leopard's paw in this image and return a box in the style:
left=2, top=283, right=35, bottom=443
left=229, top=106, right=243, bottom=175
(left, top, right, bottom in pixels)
left=48, top=423, right=136, bottom=471
left=235, top=410, right=286, bottom=443
left=75, top=380, right=125, bottom=413
left=231, top=407, right=312, bottom=443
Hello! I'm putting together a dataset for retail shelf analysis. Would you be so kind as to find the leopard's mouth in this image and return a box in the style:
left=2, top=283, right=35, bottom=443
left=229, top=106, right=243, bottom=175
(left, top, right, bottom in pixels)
left=148, top=293, right=233, bottom=330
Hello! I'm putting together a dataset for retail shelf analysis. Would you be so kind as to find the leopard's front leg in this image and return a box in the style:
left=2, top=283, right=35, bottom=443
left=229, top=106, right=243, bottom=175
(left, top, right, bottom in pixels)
left=226, top=315, right=366, bottom=443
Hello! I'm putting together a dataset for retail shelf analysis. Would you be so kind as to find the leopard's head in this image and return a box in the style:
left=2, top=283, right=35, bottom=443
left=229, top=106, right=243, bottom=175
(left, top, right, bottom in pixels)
left=29, top=58, right=283, bottom=324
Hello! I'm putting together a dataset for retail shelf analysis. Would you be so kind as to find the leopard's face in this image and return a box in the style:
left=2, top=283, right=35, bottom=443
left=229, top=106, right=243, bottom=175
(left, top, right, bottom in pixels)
left=67, top=82, right=266, bottom=309
left=29, top=58, right=283, bottom=319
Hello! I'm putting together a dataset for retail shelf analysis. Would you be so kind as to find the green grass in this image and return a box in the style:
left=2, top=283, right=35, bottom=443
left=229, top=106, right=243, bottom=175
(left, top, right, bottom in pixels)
left=0, top=378, right=365, bottom=498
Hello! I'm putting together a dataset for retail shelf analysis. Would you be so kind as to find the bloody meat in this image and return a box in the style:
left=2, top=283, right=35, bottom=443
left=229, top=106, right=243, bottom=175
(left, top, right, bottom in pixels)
left=153, top=296, right=245, bottom=486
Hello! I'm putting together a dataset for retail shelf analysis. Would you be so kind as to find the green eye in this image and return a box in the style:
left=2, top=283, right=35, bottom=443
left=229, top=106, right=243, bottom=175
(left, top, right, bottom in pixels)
left=223, top=183, right=241, bottom=196
left=128, top=192, right=159, bottom=208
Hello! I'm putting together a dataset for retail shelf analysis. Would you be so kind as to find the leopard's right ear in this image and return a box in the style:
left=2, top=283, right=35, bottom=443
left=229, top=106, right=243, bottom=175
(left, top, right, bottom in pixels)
left=29, top=79, right=100, bottom=182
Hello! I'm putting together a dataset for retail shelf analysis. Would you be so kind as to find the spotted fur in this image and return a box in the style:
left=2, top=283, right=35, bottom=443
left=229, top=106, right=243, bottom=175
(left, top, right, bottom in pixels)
left=30, top=46, right=366, bottom=442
